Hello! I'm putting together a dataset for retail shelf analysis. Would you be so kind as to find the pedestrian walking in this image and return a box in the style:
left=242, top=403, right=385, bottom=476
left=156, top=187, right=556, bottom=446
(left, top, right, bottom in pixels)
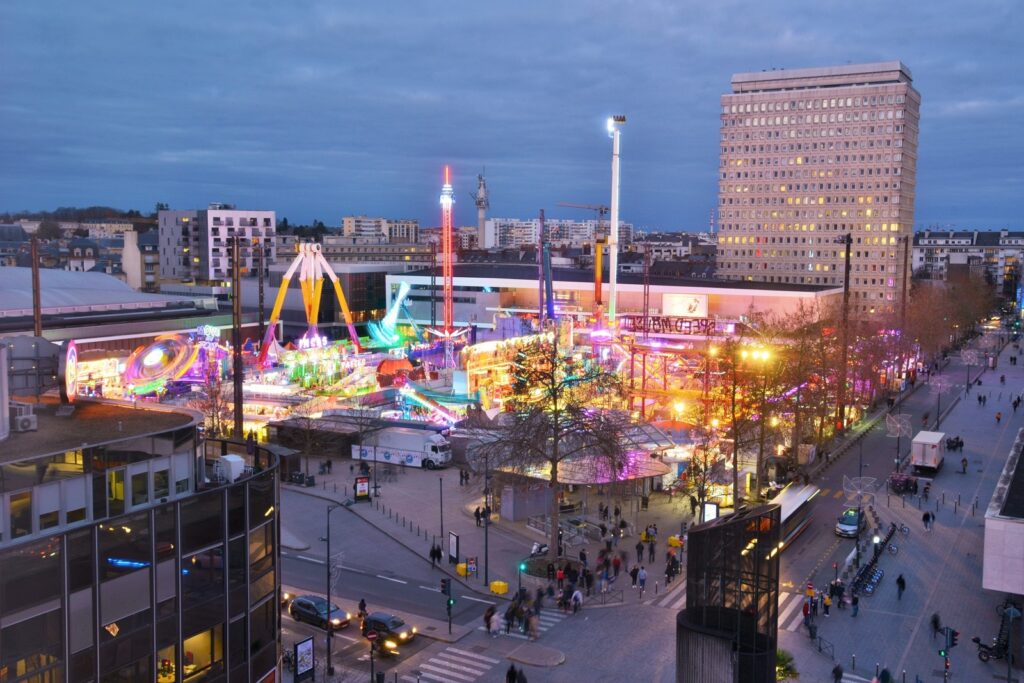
left=997, top=411, right=1003, bottom=424
left=832, top=663, right=844, bottom=683
left=504, top=604, right=515, bottom=634
left=638, top=566, right=648, bottom=592
left=474, top=507, right=482, bottom=527
left=921, top=511, right=930, bottom=531
left=579, top=548, right=587, bottom=568
left=516, top=667, right=528, bottom=683
left=811, top=592, right=819, bottom=617
left=484, top=605, right=495, bottom=635
left=896, top=574, right=906, bottom=600
left=556, top=566, right=565, bottom=589
left=851, top=594, right=859, bottom=617
left=630, top=564, right=639, bottom=587
left=614, top=504, right=621, bottom=519
left=802, top=600, right=811, bottom=627
left=823, top=593, right=831, bottom=616
left=961, top=457, right=969, bottom=474
left=527, top=611, right=539, bottom=641
left=571, top=588, right=583, bottom=614
left=506, top=664, right=518, bottom=683
left=635, top=540, right=644, bottom=565
left=648, top=540, right=656, bottom=563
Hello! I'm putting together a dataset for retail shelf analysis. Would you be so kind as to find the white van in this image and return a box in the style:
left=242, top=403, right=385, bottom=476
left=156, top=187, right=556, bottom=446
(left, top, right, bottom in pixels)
left=352, top=427, right=452, bottom=470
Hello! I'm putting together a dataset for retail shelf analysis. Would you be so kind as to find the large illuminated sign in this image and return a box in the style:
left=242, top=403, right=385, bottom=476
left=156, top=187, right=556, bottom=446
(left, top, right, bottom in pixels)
left=662, top=293, right=708, bottom=318
left=619, top=316, right=737, bottom=337
left=60, top=340, right=78, bottom=404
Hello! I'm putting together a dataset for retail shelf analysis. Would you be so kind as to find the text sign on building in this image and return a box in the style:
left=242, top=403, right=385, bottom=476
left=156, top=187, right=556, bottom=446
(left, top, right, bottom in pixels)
left=620, top=315, right=736, bottom=337
left=662, top=293, right=708, bottom=318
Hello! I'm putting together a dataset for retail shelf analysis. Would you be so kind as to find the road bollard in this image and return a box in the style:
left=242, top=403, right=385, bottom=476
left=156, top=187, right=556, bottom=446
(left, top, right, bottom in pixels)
left=876, top=662, right=880, bottom=676
left=942, top=492, right=945, bottom=505
left=954, top=501, right=958, bottom=515
left=852, top=654, right=856, bottom=671
left=902, top=496, right=906, bottom=509
left=655, top=581, right=659, bottom=595
left=902, top=669, right=906, bottom=683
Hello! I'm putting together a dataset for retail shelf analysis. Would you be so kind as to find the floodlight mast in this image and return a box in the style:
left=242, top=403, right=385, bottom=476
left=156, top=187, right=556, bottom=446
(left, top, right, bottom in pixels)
left=607, top=115, right=626, bottom=323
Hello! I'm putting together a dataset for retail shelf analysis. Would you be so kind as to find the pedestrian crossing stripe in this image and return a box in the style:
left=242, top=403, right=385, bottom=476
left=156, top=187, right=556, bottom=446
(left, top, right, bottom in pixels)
left=645, top=580, right=688, bottom=609
left=400, top=647, right=502, bottom=683
left=475, top=609, right=568, bottom=640
left=841, top=674, right=872, bottom=682
left=646, top=588, right=824, bottom=633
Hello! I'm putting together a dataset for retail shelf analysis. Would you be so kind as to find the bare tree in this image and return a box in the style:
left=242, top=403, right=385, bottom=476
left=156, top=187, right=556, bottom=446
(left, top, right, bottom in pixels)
left=473, top=336, right=629, bottom=559
left=188, top=363, right=232, bottom=437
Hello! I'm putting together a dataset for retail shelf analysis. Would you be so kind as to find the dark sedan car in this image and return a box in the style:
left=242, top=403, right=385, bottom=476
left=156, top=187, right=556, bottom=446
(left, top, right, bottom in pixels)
left=288, top=595, right=352, bottom=631
left=361, top=612, right=417, bottom=655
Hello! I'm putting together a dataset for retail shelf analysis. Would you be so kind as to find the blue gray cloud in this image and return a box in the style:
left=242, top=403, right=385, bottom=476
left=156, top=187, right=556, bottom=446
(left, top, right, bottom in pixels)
left=1, top=0, right=1020, bottom=230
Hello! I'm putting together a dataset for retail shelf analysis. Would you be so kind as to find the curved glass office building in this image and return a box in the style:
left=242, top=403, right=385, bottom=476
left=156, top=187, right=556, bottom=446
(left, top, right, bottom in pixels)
left=0, top=398, right=280, bottom=683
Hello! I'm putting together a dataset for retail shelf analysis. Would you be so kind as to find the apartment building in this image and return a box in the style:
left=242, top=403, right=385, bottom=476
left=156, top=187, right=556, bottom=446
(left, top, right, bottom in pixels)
left=485, top=218, right=634, bottom=249
left=716, top=61, right=920, bottom=316
left=158, top=204, right=276, bottom=284
left=913, top=229, right=1024, bottom=297
left=340, top=216, right=420, bottom=243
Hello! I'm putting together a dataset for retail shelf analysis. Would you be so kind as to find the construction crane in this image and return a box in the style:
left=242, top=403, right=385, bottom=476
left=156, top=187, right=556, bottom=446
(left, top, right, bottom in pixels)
left=560, top=202, right=610, bottom=314
left=557, top=201, right=609, bottom=218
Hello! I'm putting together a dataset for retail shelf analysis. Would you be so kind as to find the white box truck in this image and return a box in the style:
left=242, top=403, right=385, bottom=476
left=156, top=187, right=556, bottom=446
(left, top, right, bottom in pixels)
left=352, top=427, right=452, bottom=470
left=910, top=430, right=945, bottom=473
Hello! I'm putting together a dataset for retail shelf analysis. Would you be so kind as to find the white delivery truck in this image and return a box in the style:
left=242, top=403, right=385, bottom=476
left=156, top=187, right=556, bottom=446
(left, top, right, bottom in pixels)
left=909, top=430, right=945, bottom=473
left=352, top=427, right=452, bottom=470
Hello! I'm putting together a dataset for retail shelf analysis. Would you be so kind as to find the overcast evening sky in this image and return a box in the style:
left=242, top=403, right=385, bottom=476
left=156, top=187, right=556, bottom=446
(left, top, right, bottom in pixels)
left=1, top=1, right=1021, bottom=232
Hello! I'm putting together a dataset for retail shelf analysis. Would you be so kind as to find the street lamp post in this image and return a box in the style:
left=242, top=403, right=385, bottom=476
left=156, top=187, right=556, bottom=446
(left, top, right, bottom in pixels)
left=324, top=503, right=341, bottom=676
left=484, top=452, right=491, bottom=585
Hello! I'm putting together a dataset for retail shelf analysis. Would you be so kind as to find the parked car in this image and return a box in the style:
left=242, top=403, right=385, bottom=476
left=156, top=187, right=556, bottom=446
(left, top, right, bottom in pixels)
left=288, top=595, right=352, bottom=631
left=834, top=507, right=865, bottom=538
left=361, top=611, right=417, bottom=655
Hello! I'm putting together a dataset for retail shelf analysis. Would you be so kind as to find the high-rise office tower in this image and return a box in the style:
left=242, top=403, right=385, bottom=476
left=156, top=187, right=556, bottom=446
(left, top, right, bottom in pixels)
left=716, top=62, right=920, bottom=316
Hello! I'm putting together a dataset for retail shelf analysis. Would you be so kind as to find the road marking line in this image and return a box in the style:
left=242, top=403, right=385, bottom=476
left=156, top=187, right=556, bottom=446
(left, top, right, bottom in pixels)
left=447, top=647, right=502, bottom=664
left=777, top=592, right=804, bottom=629
left=377, top=575, right=408, bottom=584
left=834, top=490, right=845, bottom=499
left=419, top=672, right=460, bottom=683
left=432, top=654, right=490, bottom=675
left=458, top=594, right=494, bottom=604
left=419, top=663, right=477, bottom=681
left=419, top=585, right=441, bottom=592
left=297, top=555, right=326, bottom=565
left=667, top=589, right=688, bottom=611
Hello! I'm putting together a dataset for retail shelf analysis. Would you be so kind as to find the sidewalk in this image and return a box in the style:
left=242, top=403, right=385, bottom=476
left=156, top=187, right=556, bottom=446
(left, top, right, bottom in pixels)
left=783, top=332, right=1022, bottom=682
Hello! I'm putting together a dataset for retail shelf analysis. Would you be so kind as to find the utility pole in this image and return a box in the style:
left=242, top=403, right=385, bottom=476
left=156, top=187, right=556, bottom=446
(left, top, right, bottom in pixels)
left=324, top=504, right=340, bottom=676
left=30, top=237, right=42, bottom=337
left=255, top=237, right=266, bottom=342
left=837, top=233, right=853, bottom=433
left=231, top=237, right=244, bottom=438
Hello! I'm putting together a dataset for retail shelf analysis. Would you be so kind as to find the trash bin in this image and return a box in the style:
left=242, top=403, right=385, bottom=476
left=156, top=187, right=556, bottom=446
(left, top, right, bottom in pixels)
left=304, top=474, right=315, bottom=487
left=808, top=623, right=818, bottom=640
left=375, top=672, right=385, bottom=683
left=490, top=580, right=508, bottom=595
left=456, top=563, right=468, bottom=577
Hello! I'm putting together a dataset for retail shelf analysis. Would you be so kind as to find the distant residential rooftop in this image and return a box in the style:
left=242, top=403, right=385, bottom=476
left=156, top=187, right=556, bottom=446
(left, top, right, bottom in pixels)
left=3, top=396, right=198, bottom=464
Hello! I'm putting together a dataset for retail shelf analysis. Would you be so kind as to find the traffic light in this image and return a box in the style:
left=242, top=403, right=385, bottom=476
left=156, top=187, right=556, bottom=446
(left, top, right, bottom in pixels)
left=440, top=578, right=450, bottom=596
left=446, top=597, right=455, bottom=608
left=518, top=562, right=527, bottom=573
left=938, top=647, right=947, bottom=657
left=950, top=630, right=959, bottom=649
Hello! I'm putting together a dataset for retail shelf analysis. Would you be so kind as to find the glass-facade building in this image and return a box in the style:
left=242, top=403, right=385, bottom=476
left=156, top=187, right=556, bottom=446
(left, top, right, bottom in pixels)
left=0, top=400, right=280, bottom=683
left=677, top=503, right=781, bottom=683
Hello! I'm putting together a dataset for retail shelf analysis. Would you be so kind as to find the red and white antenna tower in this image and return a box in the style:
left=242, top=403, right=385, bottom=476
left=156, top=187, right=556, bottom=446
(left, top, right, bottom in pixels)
left=427, top=166, right=467, bottom=368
